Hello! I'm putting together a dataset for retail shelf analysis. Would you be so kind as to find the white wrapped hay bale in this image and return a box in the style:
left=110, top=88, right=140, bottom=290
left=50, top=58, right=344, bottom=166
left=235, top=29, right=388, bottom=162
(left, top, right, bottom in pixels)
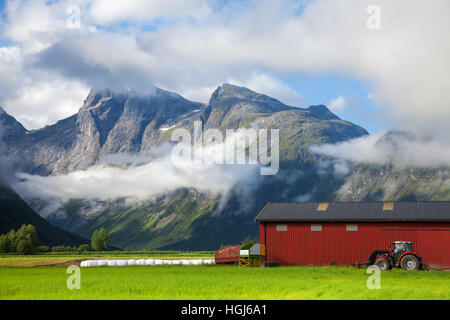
left=97, top=260, right=108, bottom=266
left=87, top=260, right=98, bottom=267
left=81, top=257, right=214, bottom=267
left=117, top=260, right=128, bottom=267
left=145, top=259, right=155, bottom=266
left=136, top=259, right=146, bottom=266
left=107, top=260, right=117, bottom=267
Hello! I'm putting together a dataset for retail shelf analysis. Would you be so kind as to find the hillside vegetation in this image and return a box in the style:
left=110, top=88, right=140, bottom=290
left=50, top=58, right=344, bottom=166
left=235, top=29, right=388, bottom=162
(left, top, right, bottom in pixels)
left=0, top=181, right=86, bottom=247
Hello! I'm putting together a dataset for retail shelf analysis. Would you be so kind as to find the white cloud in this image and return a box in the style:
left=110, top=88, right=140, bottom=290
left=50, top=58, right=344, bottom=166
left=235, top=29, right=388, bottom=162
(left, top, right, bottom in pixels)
left=310, top=132, right=450, bottom=169
left=230, top=73, right=304, bottom=107
left=177, top=86, right=216, bottom=104
left=3, top=0, right=70, bottom=53
left=0, top=43, right=89, bottom=129
left=12, top=138, right=263, bottom=210
left=89, top=0, right=212, bottom=25
left=130, top=0, right=449, bottom=138
left=14, top=159, right=258, bottom=202
left=4, top=80, right=89, bottom=129
left=328, top=96, right=347, bottom=113
left=0, top=1, right=91, bottom=129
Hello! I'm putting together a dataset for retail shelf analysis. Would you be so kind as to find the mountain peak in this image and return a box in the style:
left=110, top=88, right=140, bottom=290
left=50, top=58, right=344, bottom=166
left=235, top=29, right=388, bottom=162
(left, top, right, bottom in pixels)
left=307, top=105, right=340, bottom=120
left=210, top=83, right=288, bottom=108
left=0, top=106, right=28, bottom=137
left=213, top=83, right=265, bottom=99
left=81, top=87, right=187, bottom=111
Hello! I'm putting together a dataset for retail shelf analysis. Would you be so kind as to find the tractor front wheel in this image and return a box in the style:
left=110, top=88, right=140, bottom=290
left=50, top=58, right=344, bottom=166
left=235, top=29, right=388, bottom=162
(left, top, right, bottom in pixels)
left=400, top=255, right=420, bottom=270
left=375, top=258, right=390, bottom=270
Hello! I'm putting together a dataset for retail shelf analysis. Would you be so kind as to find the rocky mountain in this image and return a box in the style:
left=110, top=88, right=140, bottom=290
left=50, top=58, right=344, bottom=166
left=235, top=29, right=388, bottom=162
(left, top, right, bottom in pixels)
left=4, top=84, right=367, bottom=249
left=0, top=106, right=27, bottom=140
left=0, top=85, right=370, bottom=249
left=336, top=131, right=450, bottom=202
left=3, top=84, right=447, bottom=250
left=201, top=84, right=368, bottom=164
left=337, top=165, right=450, bottom=201
left=2, top=88, right=204, bottom=175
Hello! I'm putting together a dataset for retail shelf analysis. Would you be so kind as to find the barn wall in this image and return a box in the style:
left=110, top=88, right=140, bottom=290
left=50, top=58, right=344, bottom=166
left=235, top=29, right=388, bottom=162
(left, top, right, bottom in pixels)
left=260, top=222, right=450, bottom=267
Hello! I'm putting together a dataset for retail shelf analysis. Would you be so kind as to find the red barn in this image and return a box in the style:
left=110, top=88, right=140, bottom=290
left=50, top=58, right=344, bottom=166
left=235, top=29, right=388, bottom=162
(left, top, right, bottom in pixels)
left=256, top=202, right=450, bottom=268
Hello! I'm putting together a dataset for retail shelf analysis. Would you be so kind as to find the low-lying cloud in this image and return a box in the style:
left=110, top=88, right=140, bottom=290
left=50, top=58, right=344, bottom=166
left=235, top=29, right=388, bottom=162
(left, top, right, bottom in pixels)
left=311, top=131, right=450, bottom=169
left=14, top=159, right=259, bottom=203
left=11, top=134, right=265, bottom=212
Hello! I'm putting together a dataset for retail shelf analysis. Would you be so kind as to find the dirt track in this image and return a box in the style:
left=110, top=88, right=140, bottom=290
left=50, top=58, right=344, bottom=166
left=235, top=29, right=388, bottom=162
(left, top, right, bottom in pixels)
left=36, top=259, right=84, bottom=267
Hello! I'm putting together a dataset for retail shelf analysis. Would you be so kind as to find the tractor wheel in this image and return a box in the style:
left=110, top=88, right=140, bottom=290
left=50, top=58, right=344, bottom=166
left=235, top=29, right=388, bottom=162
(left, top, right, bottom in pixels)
left=375, top=258, right=390, bottom=270
left=400, top=255, right=420, bottom=270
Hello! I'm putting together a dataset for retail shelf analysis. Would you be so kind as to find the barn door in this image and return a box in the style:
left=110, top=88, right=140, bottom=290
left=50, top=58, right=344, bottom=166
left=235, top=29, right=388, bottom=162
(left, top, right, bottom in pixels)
left=417, top=229, right=450, bottom=268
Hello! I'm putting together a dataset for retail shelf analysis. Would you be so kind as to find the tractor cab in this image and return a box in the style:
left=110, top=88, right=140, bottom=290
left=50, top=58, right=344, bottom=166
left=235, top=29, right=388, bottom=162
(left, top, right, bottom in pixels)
left=391, top=241, right=413, bottom=253
left=391, top=241, right=413, bottom=260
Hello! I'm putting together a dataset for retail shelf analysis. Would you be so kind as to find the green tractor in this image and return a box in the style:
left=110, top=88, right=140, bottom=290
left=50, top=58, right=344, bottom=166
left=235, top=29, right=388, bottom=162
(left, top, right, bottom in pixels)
left=365, top=241, right=423, bottom=271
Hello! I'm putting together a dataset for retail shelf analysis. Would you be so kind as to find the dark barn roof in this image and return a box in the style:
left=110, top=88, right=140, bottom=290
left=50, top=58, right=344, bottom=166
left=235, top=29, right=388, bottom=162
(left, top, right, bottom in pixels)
left=255, top=202, right=450, bottom=222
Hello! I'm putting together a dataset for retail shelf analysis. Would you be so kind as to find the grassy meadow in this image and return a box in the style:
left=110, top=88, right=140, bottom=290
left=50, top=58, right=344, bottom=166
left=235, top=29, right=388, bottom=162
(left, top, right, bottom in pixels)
left=0, top=251, right=214, bottom=267
left=1, top=264, right=449, bottom=300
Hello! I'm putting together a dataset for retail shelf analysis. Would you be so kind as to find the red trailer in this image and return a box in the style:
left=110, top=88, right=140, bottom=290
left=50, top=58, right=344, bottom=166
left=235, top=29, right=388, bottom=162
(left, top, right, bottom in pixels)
left=214, top=245, right=241, bottom=264
left=256, top=202, right=450, bottom=268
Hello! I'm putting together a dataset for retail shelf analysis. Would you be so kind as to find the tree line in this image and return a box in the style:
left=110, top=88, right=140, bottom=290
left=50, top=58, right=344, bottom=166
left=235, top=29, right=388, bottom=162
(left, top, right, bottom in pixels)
left=0, top=225, right=110, bottom=254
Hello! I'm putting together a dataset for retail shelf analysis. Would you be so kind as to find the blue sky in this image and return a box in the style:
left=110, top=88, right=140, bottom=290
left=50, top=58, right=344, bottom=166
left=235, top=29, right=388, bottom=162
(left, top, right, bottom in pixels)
left=0, top=0, right=6, bottom=24
left=279, top=73, right=383, bottom=133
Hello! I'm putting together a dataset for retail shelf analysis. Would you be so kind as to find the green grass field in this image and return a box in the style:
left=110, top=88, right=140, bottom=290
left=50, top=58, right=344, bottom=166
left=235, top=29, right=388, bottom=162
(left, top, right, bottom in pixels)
left=1, top=265, right=449, bottom=300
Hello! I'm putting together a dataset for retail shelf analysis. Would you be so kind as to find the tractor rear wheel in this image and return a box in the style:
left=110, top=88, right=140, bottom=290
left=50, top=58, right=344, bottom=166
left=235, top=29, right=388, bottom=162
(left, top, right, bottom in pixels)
left=375, top=258, right=390, bottom=270
left=400, top=255, right=420, bottom=270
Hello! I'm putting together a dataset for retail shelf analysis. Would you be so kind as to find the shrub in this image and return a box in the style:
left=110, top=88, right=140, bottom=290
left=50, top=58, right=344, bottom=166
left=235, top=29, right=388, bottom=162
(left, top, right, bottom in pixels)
left=91, top=228, right=110, bottom=251
left=0, top=224, right=39, bottom=254
left=78, top=244, right=90, bottom=253
left=51, top=245, right=66, bottom=252
left=0, top=234, right=9, bottom=253
left=7, top=230, right=18, bottom=253
left=240, top=236, right=258, bottom=250
left=16, top=239, right=34, bottom=255
left=37, top=245, right=50, bottom=253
